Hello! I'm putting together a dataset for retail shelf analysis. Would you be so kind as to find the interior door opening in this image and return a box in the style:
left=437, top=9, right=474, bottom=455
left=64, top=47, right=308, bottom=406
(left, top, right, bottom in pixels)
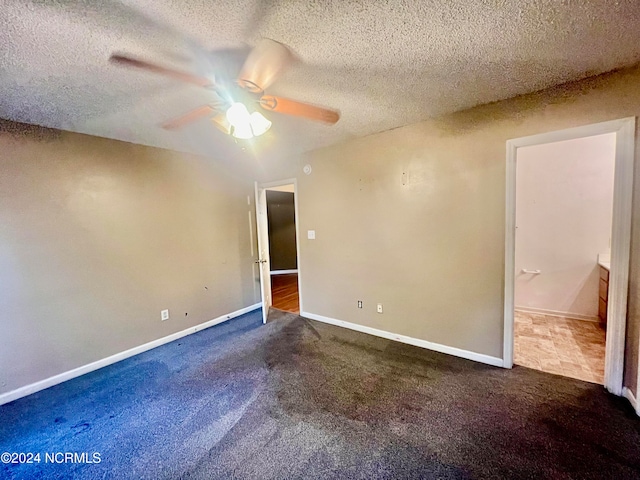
left=513, top=133, right=615, bottom=385
left=266, top=185, right=299, bottom=314
left=504, top=117, right=635, bottom=396
left=255, top=180, right=302, bottom=322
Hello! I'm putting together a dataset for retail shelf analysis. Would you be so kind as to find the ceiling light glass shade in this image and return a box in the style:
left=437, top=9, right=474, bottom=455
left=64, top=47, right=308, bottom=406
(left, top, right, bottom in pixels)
left=232, top=122, right=254, bottom=139
left=226, top=102, right=271, bottom=139
left=226, top=102, right=251, bottom=126
left=249, top=112, right=272, bottom=136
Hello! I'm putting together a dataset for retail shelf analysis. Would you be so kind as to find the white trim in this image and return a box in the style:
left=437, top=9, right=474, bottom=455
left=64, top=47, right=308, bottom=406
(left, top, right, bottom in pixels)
left=302, top=311, right=504, bottom=368
left=270, top=269, right=298, bottom=275
left=514, top=306, right=599, bottom=323
left=265, top=184, right=294, bottom=193
left=504, top=117, right=635, bottom=397
left=0, top=303, right=261, bottom=406
left=622, top=387, right=640, bottom=416
left=504, top=139, right=517, bottom=369
left=609, top=118, right=636, bottom=396
left=293, top=181, right=303, bottom=314
left=255, top=182, right=272, bottom=324
left=259, top=179, right=298, bottom=189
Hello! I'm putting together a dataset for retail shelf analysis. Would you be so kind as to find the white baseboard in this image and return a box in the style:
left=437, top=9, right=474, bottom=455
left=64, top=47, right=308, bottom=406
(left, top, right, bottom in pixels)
left=301, top=311, right=504, bottom=368
left=0, top=303, right=261, bottom=406
left=270, top=269, right=298, bottom=275
left=515, top=306, right=599, bottom=323
left=622, top=386, right=640, bottom=415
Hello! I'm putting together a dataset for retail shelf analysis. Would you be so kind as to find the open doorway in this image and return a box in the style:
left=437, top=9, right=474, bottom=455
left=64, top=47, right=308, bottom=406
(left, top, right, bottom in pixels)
left=254, top=179, right=302, bottom=322
left=266, top=185, right=299, bottom=313
left=513, top=133, right=615, bottom=384
left=504, top=118, right=635, bottom=395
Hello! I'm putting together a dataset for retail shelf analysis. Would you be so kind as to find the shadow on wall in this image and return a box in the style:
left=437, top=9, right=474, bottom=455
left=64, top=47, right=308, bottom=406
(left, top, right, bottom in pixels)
left=431, top=65, right=638, bottom=136
left=0, top=120, right=63, bottom=142
left=266, top=190, right=297, bottom=271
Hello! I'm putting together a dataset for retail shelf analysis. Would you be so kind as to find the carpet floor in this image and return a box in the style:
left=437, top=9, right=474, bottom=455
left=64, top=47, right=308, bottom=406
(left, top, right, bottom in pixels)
left=2, top=308, right=640, bottom=479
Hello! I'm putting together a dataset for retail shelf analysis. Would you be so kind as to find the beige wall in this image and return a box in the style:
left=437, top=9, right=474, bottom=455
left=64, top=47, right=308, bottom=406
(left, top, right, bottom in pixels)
left=515, top=134, right=616, bottom=319
left=0, top=124, right=259, bottom=396
left=269, top=65, right=640, bottom=395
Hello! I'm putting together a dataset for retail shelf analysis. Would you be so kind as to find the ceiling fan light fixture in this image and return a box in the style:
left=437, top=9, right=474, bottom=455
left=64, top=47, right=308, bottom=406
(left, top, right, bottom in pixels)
left=249, top=111, right=272, bottom=136
left=226, top=102, right=271, bottom=139
left=231, top=122, right=254, bottom=139
left=110, top=39, right=340, bottom=144
left=226, top=102, right=251, bottom=126
left=227, top=102, right=254, bottom=139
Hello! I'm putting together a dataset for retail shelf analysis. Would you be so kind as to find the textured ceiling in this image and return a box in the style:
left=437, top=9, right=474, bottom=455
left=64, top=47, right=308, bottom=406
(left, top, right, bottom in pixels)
left=2, top=0, right=640, bottom=164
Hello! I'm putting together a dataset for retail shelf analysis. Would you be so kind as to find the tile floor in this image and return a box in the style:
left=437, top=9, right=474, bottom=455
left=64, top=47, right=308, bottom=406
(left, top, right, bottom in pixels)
left=514, top=311, right=606, bottom=384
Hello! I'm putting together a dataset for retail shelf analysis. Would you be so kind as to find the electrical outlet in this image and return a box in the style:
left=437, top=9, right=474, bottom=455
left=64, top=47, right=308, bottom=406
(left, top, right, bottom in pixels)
left=377, top=304, right=383, bottom=314
left=161, top=309, right=169, bottom=321
left=357, top=300, right=363, bottom=309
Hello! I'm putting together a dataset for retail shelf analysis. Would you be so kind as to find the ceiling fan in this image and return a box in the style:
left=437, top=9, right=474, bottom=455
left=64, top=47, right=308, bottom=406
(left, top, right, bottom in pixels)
left=109, top=39, right=340, bottom=140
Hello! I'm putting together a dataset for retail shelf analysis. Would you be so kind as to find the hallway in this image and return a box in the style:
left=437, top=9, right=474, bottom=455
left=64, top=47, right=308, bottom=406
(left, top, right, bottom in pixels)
left=271, top=273, right=299, bottom=314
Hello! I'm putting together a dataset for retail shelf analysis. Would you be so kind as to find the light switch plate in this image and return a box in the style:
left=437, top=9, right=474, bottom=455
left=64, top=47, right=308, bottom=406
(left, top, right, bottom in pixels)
left=308, top=230, right=316, bottom=240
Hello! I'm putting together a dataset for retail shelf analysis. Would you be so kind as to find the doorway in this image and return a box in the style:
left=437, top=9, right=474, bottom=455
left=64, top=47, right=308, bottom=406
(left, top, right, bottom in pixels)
left=254, top=179, right=302, bottom=322
left=513, top=133, right=615, bottom=384
left=504, top=118, right=635, bottom=396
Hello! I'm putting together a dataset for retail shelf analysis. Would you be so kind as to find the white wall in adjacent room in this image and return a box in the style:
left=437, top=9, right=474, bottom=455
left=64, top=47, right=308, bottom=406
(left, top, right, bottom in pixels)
left=515, top=133, right=616, bottom=319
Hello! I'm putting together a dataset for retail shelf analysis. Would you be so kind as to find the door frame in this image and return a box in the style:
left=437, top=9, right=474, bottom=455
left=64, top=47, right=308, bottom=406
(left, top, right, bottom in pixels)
left=255, top=178, right=303, bottom=320
left=503, top=117, right=636, bottom=396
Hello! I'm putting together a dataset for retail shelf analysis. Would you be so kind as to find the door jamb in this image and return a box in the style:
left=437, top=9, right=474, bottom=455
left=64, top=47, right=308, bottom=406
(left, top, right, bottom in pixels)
left=503, top=117, right=636, bottom=396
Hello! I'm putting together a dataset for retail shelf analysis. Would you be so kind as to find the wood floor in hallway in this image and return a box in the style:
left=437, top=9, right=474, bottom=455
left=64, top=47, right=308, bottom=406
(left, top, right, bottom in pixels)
left=271, top=273, right=299, bottom=314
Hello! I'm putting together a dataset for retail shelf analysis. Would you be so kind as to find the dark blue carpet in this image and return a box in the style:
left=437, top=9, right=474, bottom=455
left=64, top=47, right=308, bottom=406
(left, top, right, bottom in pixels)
left=0, top=309, right=264, bottom=479
left=2, top=308, right=640, bottom=479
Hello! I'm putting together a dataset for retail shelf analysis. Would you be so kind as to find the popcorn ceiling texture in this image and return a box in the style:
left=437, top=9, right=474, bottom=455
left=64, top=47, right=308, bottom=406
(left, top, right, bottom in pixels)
left=2, top=0, right=640, bottom=162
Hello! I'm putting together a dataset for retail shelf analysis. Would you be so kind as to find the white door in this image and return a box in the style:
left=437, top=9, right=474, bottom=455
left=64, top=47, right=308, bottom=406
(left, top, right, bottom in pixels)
left=254, top=182, right=272, bottom=323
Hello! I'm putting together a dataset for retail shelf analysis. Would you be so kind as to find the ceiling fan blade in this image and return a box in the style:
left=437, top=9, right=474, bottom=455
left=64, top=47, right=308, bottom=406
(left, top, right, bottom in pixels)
left=110, top=54, right=213, bottom=88
left=161, top=105, right=218, bottom=130
left=237, top=39, right=292, bottom=92
left=260, top=95, right=340, bottom=124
